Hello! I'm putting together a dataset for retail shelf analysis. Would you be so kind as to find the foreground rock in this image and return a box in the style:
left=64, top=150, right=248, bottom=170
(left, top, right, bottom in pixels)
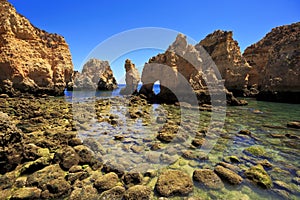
left=155, top=169, right=193, bottom=197
left=71, top=58, right=117, bottom=91
left=244, top=164, right=273, bottom=189
left=120, top=59, right=140, bottom=95
left=198, top=30, right=251, bottom=95
left=0, top=0, right=73, bottom=96
left=214, top=165, right=243, bottom=185
left=243, top=22, right=300, bottom=103
left=193, top=169, right=224, bottom=189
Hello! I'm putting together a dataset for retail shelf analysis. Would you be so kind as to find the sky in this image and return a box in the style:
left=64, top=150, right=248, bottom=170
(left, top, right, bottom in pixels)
left=8, top=0, right=300, bottom=82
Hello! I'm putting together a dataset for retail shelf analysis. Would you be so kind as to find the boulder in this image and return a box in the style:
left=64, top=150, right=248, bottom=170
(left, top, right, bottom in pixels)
left=155, top=169, right=193, bottom=197
left=244, top=164, right=273, bottom=189
left=193, top=169, right=224, bottom=189
left=214, top=165, right=243, bottom=185
left=124, top=185, right=152, bottom=200
left=0, top=0, right=73, bottom=96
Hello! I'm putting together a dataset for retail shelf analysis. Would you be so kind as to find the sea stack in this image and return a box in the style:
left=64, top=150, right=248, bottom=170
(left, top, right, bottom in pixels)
left=120, top=59, right=140, bottom=95
left=71, top=58, right=117, bottom=91
left=0, top=0, right=73, bottom=96
left=243, top=22, right=300, bottom=103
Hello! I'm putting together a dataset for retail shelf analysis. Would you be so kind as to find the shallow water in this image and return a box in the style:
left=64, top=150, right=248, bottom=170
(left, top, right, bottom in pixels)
left=66, top=87, right=300, bottom=199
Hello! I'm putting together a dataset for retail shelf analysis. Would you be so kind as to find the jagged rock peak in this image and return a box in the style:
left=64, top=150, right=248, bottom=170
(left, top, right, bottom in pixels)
left=71, top=58, right=117, bottom=91
left=197, top=30, right=251, bottom=94
left=0, top=0, right=73, bottom=96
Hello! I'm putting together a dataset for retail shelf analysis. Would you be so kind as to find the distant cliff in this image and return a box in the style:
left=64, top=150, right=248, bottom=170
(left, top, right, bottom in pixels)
left=0, top=0, right=73, bottom=96
left=243, top=22, right=300, bottom=103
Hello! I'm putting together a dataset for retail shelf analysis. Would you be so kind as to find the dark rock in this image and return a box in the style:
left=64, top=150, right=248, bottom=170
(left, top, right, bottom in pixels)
left=155, top=170, right=193, bottom=197
left=53, top=146, right=80, bottom=170
left=193, top=169, right=224, bottom=189
left=287, top=121, right=300, bottom=129
left=122, top=172, right=143, bottom=187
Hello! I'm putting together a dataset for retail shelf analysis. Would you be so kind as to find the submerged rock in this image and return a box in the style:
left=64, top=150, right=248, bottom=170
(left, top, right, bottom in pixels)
left=244, top=164, right=273, bottom=189
left=193, top=169, right=224, bottom=189
left=214, top=165, right=243, bottom=185
left=0, top=0, right=73, bottom=96
left=155, top=170, right=193, bottom=197
left=287, top=121, right=300, bottom=129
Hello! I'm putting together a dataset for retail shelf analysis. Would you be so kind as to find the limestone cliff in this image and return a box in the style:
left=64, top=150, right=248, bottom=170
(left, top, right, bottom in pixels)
left=197, top=30, right=251, bottom=95
left=0, top=0, right=73, bottom=96
left=72, top=58, right=117, bottom=91
left=120, top=59, right=140, bottom=95
left=243, top=22, right=300, bottom=103
left=140, top=34, right=247, bottom=106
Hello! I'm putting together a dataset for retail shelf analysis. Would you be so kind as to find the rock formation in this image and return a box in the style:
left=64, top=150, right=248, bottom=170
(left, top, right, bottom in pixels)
left=243, top=22, right=300, bottom=103
left=120, top=59, right=140, bottom=95
left=198, top=30, right=251, bottom=95
left=71, top=58, right=117, bottom=91
left=0, top=0, right=73, bottom=96
left=139, top=34, right=247, bottom=106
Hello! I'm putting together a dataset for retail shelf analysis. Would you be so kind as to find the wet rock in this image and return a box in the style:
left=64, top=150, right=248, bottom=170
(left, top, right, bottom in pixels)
left=124, top=185, right=152, bottom=200
left=122, top=172, right=143, bottom=188
left=155, top=170, right=193, bottom=197
left=98, top=186, right=125, bottom=200
left=66, top=171, right=90, bottom=184
left=191, top=138, right=205, bottom=147
left=53, top=146, right=80, bottom=170
left=131, top=145, right=144, bottom=154
left=292, top=177, right=300, bottom=185
left=274, top=181, right=296, bottom=193
left=243, top=145, right=266, bottom=157
left=182, top=150, right=208, bottom=161
left=244, top=164, right=273, bottom=189
left=46, top=178, right=71, bottom=198
left=69, top=185, right=98, bottom=200
left=214, top=165, right=243, bottom=185
left=193, top=169, right=224, bottom=189
left=156, top=116, right=167, bottom=124
left=26, top=164, right=66, bottom=190
left=218, top=162, right=240, bottom=173
left=223, top=156, right=240, bottom=163
left=11, top=187, right=42, bottom=200
left=73, top=145, right=93, bottom=164
left=256, top=159, right=272, bottom=168
left=287, top=121, right=300, bottom=129
left=94, top=172, right=119, bottom=191
left=238, top=130, right=251, bottom=136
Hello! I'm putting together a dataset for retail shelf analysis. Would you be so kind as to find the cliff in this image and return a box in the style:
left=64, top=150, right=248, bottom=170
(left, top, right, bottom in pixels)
left=0, top=0, right=73, bottom=96
left=243, top=22, right=300, bottom=103
left=197, top=30, right=251, bottom=95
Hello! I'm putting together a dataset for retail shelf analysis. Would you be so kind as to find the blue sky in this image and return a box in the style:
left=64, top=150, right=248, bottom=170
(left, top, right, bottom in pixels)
left=8, top=0, right=300, bottom=82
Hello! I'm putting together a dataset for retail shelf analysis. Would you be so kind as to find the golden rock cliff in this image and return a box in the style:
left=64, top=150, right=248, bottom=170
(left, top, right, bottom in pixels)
left=243, top=22, right=300, bottom=102
left=0, top=0, right=73, bottom=95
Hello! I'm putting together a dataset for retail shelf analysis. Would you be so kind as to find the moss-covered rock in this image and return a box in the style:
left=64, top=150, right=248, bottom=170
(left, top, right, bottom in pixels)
left=243, top=146, right=266, bottom=157
left=244, top=164, right=273, bottom=189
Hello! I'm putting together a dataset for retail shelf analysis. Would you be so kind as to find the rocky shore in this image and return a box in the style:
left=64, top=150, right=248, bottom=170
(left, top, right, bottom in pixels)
left=0, top=95, right=299, bottom=199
